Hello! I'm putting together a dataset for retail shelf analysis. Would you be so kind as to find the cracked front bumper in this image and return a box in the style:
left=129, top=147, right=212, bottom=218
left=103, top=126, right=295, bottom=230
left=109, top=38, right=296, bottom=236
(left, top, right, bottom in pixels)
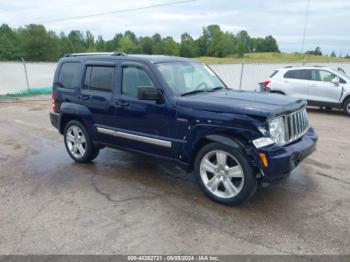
left=255, top=127, right=318, bottom=183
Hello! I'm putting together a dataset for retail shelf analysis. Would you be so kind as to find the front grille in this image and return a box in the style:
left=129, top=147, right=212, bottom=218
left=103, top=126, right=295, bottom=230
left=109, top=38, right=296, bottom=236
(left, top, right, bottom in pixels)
left=284, top=108, right=309, bottom=144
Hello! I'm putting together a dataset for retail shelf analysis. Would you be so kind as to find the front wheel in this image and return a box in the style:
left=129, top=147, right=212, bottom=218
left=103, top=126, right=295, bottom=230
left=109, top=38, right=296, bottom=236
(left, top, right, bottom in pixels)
left=64, top=120, right=100, bottom=163
left=343, top=98, right=350, bottom=116
left=194, top=142, right=257, bottom=206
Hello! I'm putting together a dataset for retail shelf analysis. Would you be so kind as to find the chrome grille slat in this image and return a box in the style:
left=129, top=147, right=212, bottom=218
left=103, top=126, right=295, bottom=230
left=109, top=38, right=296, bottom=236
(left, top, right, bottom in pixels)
left=283, top=108, right=309, bottom=145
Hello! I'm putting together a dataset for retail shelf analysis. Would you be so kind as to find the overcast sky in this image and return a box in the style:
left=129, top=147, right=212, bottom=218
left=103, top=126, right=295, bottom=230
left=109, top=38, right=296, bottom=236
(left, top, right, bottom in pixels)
left=1, top=0, right=349, bottom=55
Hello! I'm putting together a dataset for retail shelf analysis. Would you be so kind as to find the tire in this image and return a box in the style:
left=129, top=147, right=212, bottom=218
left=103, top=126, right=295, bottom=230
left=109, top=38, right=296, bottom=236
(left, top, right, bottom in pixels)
left=343, top=98, right=350, bottom=116
left=194, top=142, right=257, bottom=206
left=64, top=120, right=100, bottom=163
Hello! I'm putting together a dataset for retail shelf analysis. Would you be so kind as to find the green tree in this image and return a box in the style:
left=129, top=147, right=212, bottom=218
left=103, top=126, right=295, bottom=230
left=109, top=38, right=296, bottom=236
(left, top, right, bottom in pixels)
left=58, top=32, right=74, bottom=57
left=68, top=30, right=85, bottom=52
left=0, top=24, right=21, bottom=60
left=105, top=33, right=123, bottom=51
left=18, top=24, right=60, bottom=61
left=152, top=33, right=165, bottom=54
left=95, top=36, right=105, bottom=51
left=0, top=23, right=282, bottom=61
left=264, top=35, right=279, bottom=52
left=306, top=46, right=322, bottom=56
left=330, top=51, right=336, bottom=57
left=163, top=36, right=179, bottom=56
left=139, top=36, right=153, bottom=54
left=118, top=36, right=141, bottom=53
left=84, top=31, right=95, bottom=51
left=180, top=33, right=196, bottom=57
left=235, top=30, right=251, bottom=54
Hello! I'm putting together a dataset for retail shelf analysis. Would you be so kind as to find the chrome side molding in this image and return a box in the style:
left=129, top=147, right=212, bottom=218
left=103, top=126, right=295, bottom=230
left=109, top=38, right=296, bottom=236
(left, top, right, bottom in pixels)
left=96, top=127, right=172, bottom=148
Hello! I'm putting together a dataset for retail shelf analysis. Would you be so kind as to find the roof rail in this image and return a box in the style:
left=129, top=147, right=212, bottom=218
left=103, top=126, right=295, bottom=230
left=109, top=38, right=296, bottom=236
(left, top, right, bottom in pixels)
left=64, top=52, right=127, bottom=57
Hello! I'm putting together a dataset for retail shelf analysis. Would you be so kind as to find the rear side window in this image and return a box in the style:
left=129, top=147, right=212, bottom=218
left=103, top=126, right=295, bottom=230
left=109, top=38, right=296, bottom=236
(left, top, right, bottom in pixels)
left=269, top=70, right=279, bottom=78
left=284, top=69, right=311, bottom=80
left=83, top=66, right=115, bottom=92
left=58, top=62, right=80, bottom=89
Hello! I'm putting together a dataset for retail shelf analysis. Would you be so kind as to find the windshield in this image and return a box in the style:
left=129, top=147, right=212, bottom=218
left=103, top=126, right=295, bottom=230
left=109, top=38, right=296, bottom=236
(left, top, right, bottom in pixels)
left=156, top=62, right=226, bottom=96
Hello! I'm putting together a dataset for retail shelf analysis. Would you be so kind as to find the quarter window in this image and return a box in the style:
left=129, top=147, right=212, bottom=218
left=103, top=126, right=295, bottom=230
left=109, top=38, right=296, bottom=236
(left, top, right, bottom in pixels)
left=122, top=66, right=154, bottom=97
left=58, top=62, right=80, bottom=89
left=83, top=66, right=115, bottom=92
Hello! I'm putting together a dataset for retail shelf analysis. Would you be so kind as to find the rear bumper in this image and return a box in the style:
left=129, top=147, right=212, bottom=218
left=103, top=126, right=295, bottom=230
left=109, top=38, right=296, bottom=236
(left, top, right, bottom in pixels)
left=49, top=112, right=60, bottom=131
left=257, top=127, right=318, bottom=183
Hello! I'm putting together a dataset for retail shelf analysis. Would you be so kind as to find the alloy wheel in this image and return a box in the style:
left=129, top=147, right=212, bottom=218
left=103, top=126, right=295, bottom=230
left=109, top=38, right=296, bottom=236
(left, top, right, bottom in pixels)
left=66, top=125, right=87, bottom=159
left=199, top=150, right=244, bottom=198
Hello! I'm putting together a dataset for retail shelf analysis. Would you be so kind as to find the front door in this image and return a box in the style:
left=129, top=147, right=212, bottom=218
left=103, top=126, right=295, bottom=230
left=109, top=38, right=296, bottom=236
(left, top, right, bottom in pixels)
left=111, top=62, right=177, bottom=158
left=308, top=69, right=342, bottom=103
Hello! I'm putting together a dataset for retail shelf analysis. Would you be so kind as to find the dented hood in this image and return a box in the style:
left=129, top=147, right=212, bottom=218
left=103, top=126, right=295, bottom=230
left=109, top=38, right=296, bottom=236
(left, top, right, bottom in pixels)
left=176, top=90, right=306, bottom=118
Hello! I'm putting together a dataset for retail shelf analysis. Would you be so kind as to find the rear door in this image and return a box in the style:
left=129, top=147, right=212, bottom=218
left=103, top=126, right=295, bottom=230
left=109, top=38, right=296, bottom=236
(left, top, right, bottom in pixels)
left=283, top=69, right=311, bottom=100
left=78, top=61, right=116, bottom=129
left=308, top=69, right=342, bottom=103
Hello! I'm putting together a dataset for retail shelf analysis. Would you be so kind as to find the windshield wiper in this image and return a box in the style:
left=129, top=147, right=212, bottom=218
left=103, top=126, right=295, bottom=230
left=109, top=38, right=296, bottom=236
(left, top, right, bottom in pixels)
left=180, top=89, right=207, bottom=96
left=207, top=86, right=226, bottom=92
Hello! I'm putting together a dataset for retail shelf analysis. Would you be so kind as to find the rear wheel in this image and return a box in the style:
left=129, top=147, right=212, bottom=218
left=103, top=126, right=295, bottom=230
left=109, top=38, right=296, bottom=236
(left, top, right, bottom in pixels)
left=343, top=98, right=350, bottom=116
left=194, top=142, right=257, bottom=206
left=64, top=120, right=100, bottom=163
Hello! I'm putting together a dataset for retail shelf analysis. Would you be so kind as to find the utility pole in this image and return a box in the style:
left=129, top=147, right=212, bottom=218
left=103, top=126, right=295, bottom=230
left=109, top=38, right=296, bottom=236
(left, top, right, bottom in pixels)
left=301, top=0, right=310, bottom=64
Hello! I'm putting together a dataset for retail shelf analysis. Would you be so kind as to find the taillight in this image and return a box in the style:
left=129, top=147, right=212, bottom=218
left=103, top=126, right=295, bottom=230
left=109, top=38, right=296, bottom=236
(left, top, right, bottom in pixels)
left=263, top=80, right=271, bottom=90
left=52, top=91, right=58, bottom=113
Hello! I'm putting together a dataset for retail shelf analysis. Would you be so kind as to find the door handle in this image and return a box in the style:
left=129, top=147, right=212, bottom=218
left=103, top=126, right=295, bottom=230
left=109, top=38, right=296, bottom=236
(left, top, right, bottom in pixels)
left=115, top=100, right=129, bottom=107
left=79, top=94, right=90, bottom=101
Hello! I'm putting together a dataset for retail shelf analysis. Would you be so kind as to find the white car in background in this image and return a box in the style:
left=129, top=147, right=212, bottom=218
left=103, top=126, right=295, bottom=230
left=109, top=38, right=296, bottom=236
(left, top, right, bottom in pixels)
left=262, top=66, right=350, bottom=116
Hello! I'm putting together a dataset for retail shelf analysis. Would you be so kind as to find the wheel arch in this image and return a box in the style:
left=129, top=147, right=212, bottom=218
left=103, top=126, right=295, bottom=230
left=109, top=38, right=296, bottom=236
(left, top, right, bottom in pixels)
left=341, top=94, right=350, bottom=107
left=59, top=102, right=95, bottom=135
left=187, top=133, right=250, bottom=172
left=270, top=90, right=286, bottom=95
left=60, top=114, right=85, bottom=134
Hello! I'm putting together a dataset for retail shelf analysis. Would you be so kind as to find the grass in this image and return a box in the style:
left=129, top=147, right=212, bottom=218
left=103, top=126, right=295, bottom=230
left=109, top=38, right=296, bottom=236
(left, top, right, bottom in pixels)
left=0, top=87, right=52, bottom=99
left=197, top=52, right=350, bottom=64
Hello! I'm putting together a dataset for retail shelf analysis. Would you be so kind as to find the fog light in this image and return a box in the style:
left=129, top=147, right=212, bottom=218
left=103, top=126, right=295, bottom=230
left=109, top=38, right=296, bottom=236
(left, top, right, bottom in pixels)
left=259, top=153, right=268, bottom=168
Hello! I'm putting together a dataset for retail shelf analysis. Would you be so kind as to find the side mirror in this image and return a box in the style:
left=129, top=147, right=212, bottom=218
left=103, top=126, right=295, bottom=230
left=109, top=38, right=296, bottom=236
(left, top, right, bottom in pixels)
left=331, top=77, right=340, bottom=85
left=137, top=86, right=164, bottom=103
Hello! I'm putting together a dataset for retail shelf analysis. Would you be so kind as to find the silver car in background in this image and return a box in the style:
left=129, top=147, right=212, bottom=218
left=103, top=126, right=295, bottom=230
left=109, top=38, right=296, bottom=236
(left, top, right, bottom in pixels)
left=262, top=66, right=350, bottom=116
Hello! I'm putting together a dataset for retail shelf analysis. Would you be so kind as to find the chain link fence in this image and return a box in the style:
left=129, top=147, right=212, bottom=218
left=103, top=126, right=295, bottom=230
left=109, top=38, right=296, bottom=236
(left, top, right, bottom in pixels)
left=1, top=60, right=350, bottom=95
left=0, top=60, right=57, bottom=95
left=210, top=61, right=350, bottom=91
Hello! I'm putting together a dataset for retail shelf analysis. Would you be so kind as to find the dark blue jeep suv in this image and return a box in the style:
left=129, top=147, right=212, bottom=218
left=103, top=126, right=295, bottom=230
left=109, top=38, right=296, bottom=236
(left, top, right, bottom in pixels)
left=50, top=52, right=318, bottom=205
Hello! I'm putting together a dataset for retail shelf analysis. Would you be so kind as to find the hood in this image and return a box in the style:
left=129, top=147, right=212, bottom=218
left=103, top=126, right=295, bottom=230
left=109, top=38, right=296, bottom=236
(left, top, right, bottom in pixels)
left=176, top=90, right=306, bottom=118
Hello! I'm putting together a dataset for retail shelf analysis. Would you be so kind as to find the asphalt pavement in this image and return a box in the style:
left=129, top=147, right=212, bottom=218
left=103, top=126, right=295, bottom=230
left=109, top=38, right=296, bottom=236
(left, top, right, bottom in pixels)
left=0, top=96, right=349, bottom=255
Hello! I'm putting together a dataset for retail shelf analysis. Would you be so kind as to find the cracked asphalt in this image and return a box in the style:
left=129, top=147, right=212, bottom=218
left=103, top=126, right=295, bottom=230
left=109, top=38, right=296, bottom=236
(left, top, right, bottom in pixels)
left=0, top=95, right=349, bottom=255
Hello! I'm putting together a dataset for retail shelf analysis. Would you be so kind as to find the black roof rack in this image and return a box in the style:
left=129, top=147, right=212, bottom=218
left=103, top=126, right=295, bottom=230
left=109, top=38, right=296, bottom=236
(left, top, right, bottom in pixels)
left=64, top=52, right=126, bottom=57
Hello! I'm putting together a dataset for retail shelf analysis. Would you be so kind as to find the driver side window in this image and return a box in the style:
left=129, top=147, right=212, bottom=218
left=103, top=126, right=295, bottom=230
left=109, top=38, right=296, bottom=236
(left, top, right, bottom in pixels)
left=319, top=70, right=335, bottom=82
left=122, top=66, right=154, bottom=97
